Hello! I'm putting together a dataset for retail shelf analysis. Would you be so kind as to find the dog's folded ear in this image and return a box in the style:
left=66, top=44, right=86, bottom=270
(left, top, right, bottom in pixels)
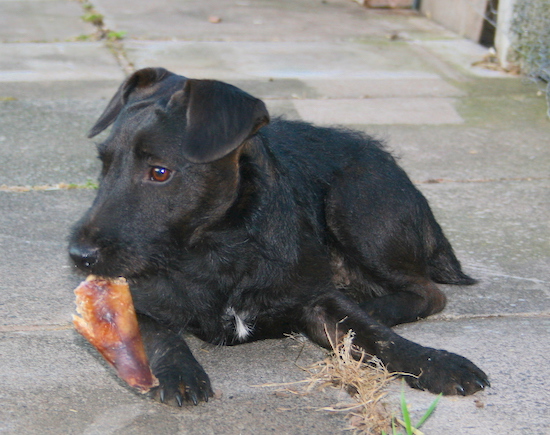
left=167, top=79, right=270, bottom=164
left=89, top=70, right=269, bottom=164
left=88, top=68, right=174, bottom=138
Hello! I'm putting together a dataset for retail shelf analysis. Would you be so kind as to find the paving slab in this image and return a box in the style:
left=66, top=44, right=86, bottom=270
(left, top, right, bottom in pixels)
left=419, top=179, right=550, bottom=318
left=0, top=0, right=94, bottom=43
left=94, top=0, right=434, bottom=42
left=0, top=329, right=345, bottom=434
left=0, top=42, right=124, bottom=83
left=123, top=40, right=456, bottom=83
left=395, top=316, right=550, bottom=434
left=0, top=99, right=103, bottom=186
left=365, top=123, right=549, bottom=182
left=294, top=97, right=464, bottom=125
left=0, top=79, right=125, bottom=100
left=422, top=179, right=549, bottom=274
left=0, top=190, right=96, bottom=327
left=182, top=75, right=463, bottom=101
left=289, top=76, right=464, bottom=99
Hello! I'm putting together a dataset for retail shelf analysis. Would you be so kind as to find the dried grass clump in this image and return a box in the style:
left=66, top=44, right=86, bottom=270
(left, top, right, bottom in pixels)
left=256, top=330, right=400, bottom=433
left=302, top=330, right=397, bottom=434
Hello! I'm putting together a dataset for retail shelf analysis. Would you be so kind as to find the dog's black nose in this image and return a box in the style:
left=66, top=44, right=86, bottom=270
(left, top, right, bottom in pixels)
left=69, top=244, right=100, bottom=270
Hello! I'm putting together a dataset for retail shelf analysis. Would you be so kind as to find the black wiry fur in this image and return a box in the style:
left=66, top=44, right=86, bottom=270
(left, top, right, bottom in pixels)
left=69, top=68, right=489, bottom=406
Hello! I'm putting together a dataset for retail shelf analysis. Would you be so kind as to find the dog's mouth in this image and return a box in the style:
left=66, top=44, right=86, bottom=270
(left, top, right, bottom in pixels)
left=69, top=242, right=150, bottom=280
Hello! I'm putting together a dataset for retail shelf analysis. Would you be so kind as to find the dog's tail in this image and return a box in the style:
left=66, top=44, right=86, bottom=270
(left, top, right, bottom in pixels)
left=428, top=240, right=477, bottom=286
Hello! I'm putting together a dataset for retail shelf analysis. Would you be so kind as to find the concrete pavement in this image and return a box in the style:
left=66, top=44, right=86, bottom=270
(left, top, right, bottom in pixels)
left=0, top=1, right=549, bottom=434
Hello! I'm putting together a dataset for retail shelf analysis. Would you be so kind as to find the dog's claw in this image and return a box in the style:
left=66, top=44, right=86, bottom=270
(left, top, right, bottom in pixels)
left=159, top=388, right=166, bottom=403
left=456, top=384, right=466, bottom=396
left=189, top=391, right=198, bottom=406
left=175, top=392, right=183, bottom=407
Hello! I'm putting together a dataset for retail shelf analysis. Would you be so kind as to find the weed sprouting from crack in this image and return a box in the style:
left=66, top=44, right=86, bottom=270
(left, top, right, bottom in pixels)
left=75, top=0, right=133, bottom=73
left=0, top=181, right=98, bottom=193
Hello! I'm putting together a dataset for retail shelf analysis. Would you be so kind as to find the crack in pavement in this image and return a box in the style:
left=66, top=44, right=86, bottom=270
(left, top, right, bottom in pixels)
left=1, top=176, right=547, bottom=193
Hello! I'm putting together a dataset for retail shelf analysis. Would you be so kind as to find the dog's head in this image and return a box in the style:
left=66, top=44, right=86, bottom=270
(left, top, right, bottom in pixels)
left=69, top=67, right=269, bottom=277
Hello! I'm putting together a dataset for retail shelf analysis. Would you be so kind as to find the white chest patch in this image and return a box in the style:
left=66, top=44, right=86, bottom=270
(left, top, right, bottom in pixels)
left=226, top=307, right=254, bottom=341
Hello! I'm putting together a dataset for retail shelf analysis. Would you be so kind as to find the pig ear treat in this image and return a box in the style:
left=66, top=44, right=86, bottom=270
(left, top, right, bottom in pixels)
left=73, top=275, right=159, bottom=393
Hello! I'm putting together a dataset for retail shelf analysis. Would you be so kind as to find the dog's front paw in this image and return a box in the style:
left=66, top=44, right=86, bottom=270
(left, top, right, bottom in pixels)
left=403, top=347, right=490, bottom=396
left=149, top=363, right=214, bottom=406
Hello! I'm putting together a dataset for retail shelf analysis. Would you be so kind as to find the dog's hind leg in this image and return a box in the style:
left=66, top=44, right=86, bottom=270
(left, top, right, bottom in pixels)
left=137, top=314, right=214, bottom=406
left=299, top=291, right=489, bottom=396
left=325, top=164, right=469, bottom=327
left=357, top=278, right=447, bottom=327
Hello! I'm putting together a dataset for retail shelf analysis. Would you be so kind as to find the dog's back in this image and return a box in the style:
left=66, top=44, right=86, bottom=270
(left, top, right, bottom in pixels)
left=261, top=118, right=473, bottom=295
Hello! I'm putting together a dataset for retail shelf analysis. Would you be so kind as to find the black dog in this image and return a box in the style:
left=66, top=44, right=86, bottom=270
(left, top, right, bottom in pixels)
left=69, top=67, right=489, bottom=406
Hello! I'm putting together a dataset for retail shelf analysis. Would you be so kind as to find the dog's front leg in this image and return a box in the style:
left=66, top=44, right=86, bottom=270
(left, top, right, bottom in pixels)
left=300, top=292, right=489, bottom=396
left=136, top=314, right=214, bottom=406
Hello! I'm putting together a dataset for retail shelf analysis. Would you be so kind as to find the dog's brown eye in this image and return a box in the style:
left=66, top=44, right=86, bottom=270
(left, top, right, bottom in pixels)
left=149, top=166, right=172, bottom=182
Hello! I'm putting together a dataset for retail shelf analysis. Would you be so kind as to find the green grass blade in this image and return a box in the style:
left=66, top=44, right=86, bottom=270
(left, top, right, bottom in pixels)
left=400, top=383, right=413, bottom=435
left=415, top=393, right=442, bottom=429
